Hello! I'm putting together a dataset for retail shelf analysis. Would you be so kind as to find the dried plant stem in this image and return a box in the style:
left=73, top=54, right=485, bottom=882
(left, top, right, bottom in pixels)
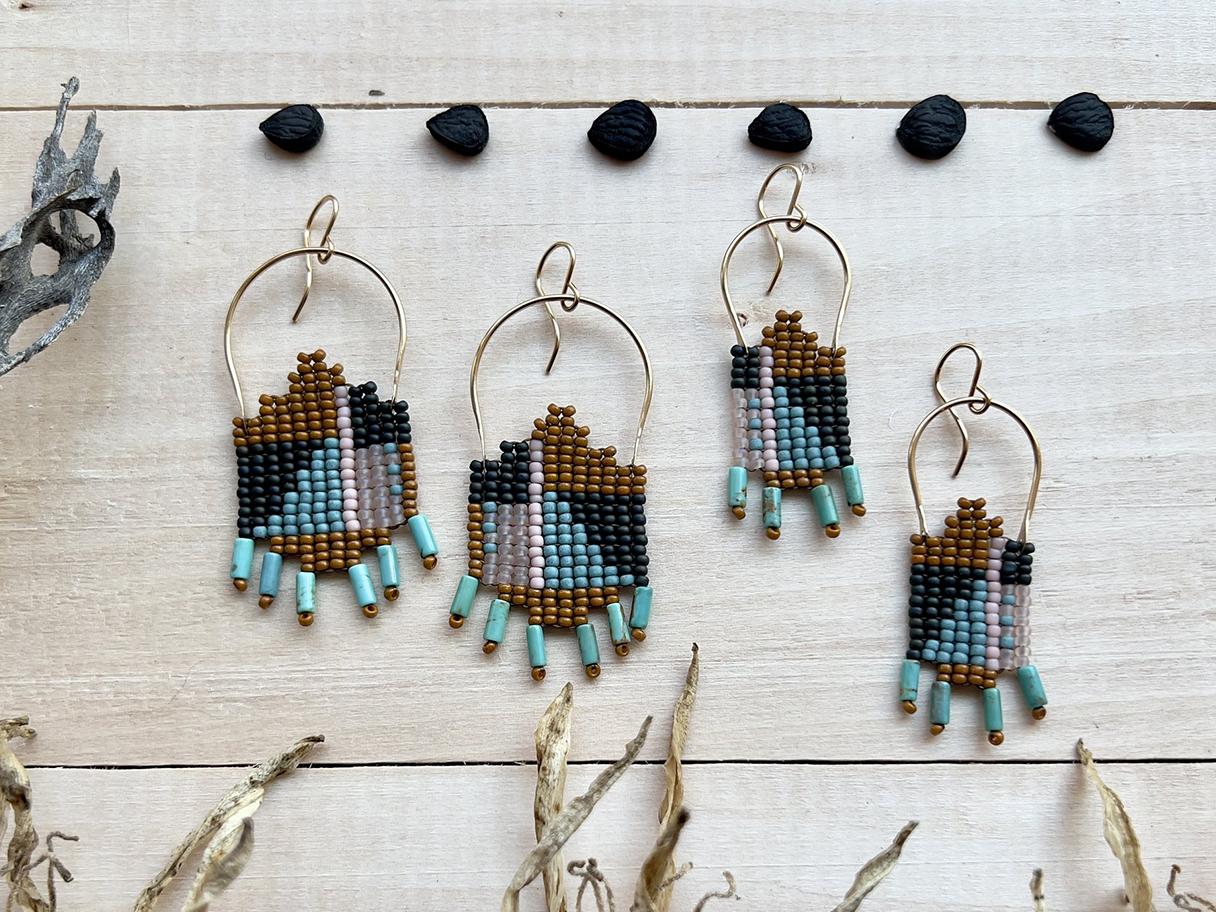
left=568, top=858, right=616, bottom=912
left=690, top=872, right=738, bottom=912
left=1029, top=868, right=1045, bottom=912
left=535, top=683, right=574, bottom=912
left=502, top=717, right=653, bottom=912
left=1167, top=865, right=1215, bottom=912
left=829, top=820, right=919, bottom=912
left=631, top=809, right=690, bottom=912
left=132, top=734, right=323, bottom=912
left=2, top=716, right=58, bottom=912
left=1076, top=740, right=1153, bottom=912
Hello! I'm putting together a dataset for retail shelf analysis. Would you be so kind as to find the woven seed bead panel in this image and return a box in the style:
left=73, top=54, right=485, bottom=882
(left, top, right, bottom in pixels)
left=227, top=349, right=438, bottom=625
left=449, top=403, right=653, bottom=679
left=727, top=308, right=864, bottom=539
left=899, top=496, right=1048, bottom=745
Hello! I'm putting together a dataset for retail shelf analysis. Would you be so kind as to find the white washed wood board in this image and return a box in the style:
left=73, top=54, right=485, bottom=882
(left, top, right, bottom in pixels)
left=1, top=2, right=1215, bottom=909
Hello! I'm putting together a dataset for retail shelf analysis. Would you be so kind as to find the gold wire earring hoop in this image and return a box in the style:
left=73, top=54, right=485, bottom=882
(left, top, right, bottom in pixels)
left=534, top=239, right=579, bottom=375
left=932, top=341, right=993, bottom=477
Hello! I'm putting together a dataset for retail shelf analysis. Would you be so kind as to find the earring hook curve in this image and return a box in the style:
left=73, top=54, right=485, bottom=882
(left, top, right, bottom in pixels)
left=534, top=241, right=580, bottom=375
left=933, top=341, right=992, bottom=477
left=294, top=194, right=339, bottom=323
left=756, top=162, right=807, bottom=295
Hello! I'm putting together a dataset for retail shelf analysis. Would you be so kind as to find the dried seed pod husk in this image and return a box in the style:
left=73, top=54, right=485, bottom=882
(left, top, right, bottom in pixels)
left=1047, top=92, right=1114, bottom=152
left=426, top=104, right=490, bottom=156
left=259, top=104, right=325, bottom=153
left=896, top=95, right=966, bottom=160
left=588, top=100, right=657, bottom=161
left=748, top=104, right=812, bottom=152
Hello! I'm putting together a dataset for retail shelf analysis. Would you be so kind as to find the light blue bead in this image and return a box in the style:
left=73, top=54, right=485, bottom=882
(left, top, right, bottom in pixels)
left=252, top=525, right=268, bottom=539
left=922, top=649, right=937, bottom=662
left=387, top=463, right=402, bottom=475
left=983, top=687, right=1004, bottom=733
left=779, top=459, right=794, bottom=471
left=607, top=602, right=627, bottom=644
left=377, top=544, right=400, bottom=590
left=810, top=457, right=825, bottom=469
left=812, top=484, right=839, bottom=527
left=1001, top=594, right=1015, bottom=605
left=484, top=543, right=497, bottom=554
left=630, top=586, right=653, bottom=630
left=577, top=623, right=601, bottom=666
left=620, top=573, right=634, bottom=586
left=483, top=598, right=509, bottom=644
left=450, top=574, right=478, bottom=619
left=348, top=564, right=376, bottom=607
left=728, top=465, right=748, bottom=510
left=390, top=484, right=404, bottom=496
left=605, top=574, right=619, bottom=586
left=558, top=544, right=572, bottom=557
left=1016, top=665, right=1048, bottom=709
left=483, top=521, right=497, bottom=533
left=575, top=576, right=589, bottom=588
left=230, top=538, right=255, bottom=580
left=408, top=515, right=438, bottom=558
left=526, top=624, right=547, bottom=667
left=573, top=531, right=588, bottom=545
left=748, top=397, right=761, bottom=409
left=267, top=524, right=283, bottom=537
left=483, top=501, right=497, bottom=513
left=899, top=659, right=920, bottom=702
left=763, top=486, right=782, bottom=530
left=559, top=577, right=574, bottom=590
left=324, top=438, right=339, bottom=449
left=326, top=511, right=342, bottom=524
left=999, top=635, right=1015, bottom=649
left=951, top=651, right=968, bottom=664
left=315, top=522, right=330, bottom=534
left=749, top=439, right=763, bottom=450
left=284, top=502, right=298, bottom=515
left=841, top=464, right=864, bottom=505
left=284, top=491, right=299, bottom=504
left=384, top=442, right=398, bottom=454
left=543, top=491, right=557, bottom=501
left=930, top=681, right=951, bottom=726
left=295, top=571, right=316, bottom=615
left=1000, top=615, right=1015, bottom=627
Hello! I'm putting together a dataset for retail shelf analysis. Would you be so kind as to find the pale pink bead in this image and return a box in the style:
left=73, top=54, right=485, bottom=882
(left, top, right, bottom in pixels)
left=761, top=430, right=776, bottom=442
left=761, top=417, right=777, bottom=429
left=337, top=405, right=351, bottom=416
left=530, top=556, right=545, bottom=568
left=985, top=612, right=999, bottom=624
left=761, top=397, right=775, bottom=408
left=528, top=546, right=542, bottom=558
left=764, top=458, right=780, bottom=471
left=530, top=575, right=545, bottom=589
left=342, top=509, right=357, bottom=522
left=344, top=519, right=361, bottom=532
left=992, top=537, right=1007, bottom=550
left=986, top=624, right=1001, bottom=636
left=529, top=535, right=544, bottom=547
left=985, top=569, right=1000, bottom=581
left=759, top=366, right=773, bottom=378
left=759, top=355, right=775, bottom=367
left=339, top=457, right=354, bottom=469
left=530, top=473, right=545, bottom=484
left=987, top=549, right=1002, bottom=559
left=339, top=438, right=353, bottom=451
left=986, top=590, right=1000, bottom=602
left=340, top=468, right=355, bottom=480
left=985, top=659, right=1000, bottom=671
left=528, top=483, right=542, bottom=495
left=336, top=416, right=351, bottom=429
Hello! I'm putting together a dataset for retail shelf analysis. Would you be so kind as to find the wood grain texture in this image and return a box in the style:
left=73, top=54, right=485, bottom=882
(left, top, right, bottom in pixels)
left=22, top=760, right=1216, bottom=911
left=0, top=1, right=1213, bottom=107
left=1, top=106, right=1213, bottom=765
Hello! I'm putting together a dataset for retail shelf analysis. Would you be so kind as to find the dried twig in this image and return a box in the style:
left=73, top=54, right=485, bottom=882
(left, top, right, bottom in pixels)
left=631, top=810, right=690, bottom=912
left=1030, top=868, right=1045, bottom=912
left=502, top=717, right=652, bottom=912
left=535, top=683, right=574, bottom=912
left=568, top=858, right=616, bottom=912
left=1168, top=865, right=1215, bottom=912
left=1076, top=740, right=1153, bottom=912
left=691, top=872, right=738, bottom=912
left=2, top=716, right=55, bottom=912
left=829, top=820, right=919, bottom=912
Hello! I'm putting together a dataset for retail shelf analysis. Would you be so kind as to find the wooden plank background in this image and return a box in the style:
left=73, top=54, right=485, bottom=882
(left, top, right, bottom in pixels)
left=1, top=2, right=1213, bottom=909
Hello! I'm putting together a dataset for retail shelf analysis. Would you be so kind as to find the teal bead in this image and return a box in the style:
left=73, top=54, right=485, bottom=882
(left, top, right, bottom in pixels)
left=377, top=544, right=400, bottom=590
left=899, top=659, right=920, bottom=702
left=348, top=564, right=377, bottom=608
left=1016, top=665, right=1048, bottom=709
left=728, top=465, right=748, bottom=510
left=811, top=483, right=839, bottom=527
left=930, top=681, right=951, bottom=726
left=630, top=586, right=653, bottom=630
left=450, top=574, right=478, bottom=619
left=230, top=538, right=255, bottom=580
left=295, top=571, right=316, bottom=615
left=389, top=484, right=404, bottom=496
left=408, top=514, right=438, bottom=558
left=841, top=464, right=864, bottom=505
left=607, top=602, right=627, bottom=644
left=983, top=687, right=1004, bottom=733
left=483, top=598, right=509, bottom=644
left=258, top=551, right=283, bottom=597
left=526, top=624, right=547, bottom=667
left=576, top=623, right=601, bottom=667
left=763, top=486, right=782, bottom=530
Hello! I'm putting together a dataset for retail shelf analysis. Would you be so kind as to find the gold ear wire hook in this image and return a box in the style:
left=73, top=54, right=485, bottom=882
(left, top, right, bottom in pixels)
left=294, top=194, right=339, bottom=323
left=756, top=163, right=807, bottom=295
left=933, top=341, right=992, bottom=477
left=534, top=241, right=580, bottom=375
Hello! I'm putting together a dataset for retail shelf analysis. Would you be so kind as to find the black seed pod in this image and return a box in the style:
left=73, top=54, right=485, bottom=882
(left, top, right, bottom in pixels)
left=748, top=103, right=812, bottom=152
left=587, top=100, right=657, bottom=161
left=426, top=104, right=490, bottom=156
left=1047, top=92, right=1114, bottom=152
left=896, top=95, right=966, bottom=160
left=258, top=104, right=324, bottom=153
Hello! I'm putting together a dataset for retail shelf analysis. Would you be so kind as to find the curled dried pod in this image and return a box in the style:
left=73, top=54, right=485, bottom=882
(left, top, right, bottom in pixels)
left=748, top=103, right=812, bottom=152
left=587, top=99, right=657, bottom=161
left=259, top=104, right=324, bottom=153
left=426, top=104, right=489, bottom=156
left=896, top=95, right=966, bottom=160
left=1047, top=92, right=1114, bottom=152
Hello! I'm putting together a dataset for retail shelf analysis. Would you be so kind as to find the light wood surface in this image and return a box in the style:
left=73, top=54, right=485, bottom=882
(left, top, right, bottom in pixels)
left=1, top=2, right=1213, bottom=909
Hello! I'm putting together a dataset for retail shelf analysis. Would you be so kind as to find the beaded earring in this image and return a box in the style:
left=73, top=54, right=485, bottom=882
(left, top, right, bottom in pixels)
left=449, top=243, right=653, bottom=680
left=720, top=163, right=865, bottom=540
left=900, top=343, right=1048, bottom=745
left=224, top=196, right=438, bottom=625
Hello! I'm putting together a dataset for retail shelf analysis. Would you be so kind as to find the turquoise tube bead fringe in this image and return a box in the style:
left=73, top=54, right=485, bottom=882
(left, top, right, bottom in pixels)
left=408, top=514, right=438, bottom=557
left=930, top=681, right=951, bottom=726
left=295, top=571, right=316, bottom=615
left=450, top=574, right=478, bottom=619
left=841, top=464, right=864, bottom=506
left=728, top=466, right=748, bottom=510
left=526, top=624, right=547, bottom=667
left=607, top=602, right=628, bottom=644
left=1016, top=665, right=1048, bottom=709
left=763, top=486, right=782, bottom=530
left=630, top=587, right=653, bottom=630
left=230, top=538, right=254, bottom=580
left=348, top=564, right=377, bottom=607
left=576, top=623, right=600, bottom=666
left=258, top=551, right=283, bottom=597
left=899, top=659, right=920, bottom=703
left=811, top=483, right=839, bottom=527
left=377, top=544, right=400, bottom=589
left=484, top=598, right=509, bottom=644
left=983, top=687, right=1004, bottom=732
